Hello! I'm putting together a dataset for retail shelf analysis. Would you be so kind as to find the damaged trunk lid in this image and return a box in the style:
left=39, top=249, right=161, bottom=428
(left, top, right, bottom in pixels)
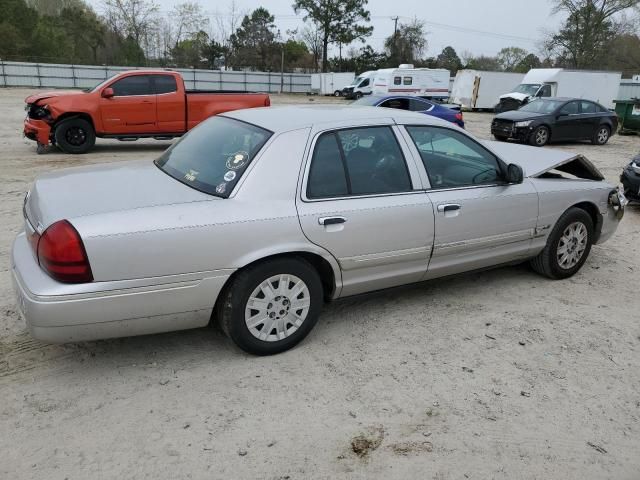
left=483, top=141, right=605, bottom=180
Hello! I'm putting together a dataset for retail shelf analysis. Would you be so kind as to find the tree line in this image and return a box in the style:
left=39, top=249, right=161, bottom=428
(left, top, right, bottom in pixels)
left=0, top=0, right=638, bottom=77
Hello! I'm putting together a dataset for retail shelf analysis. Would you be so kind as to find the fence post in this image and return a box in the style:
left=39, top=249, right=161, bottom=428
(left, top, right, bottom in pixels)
left=104, top=64, right=108, bottom=81
left=71, top=64, right=77, bottom=88
left=36, top=63, right=41, bottom=87
left=193, top=67, right=196, bottom=90
left=0, top=59, right=6, bottom=88
left=219, top=70, right=222, bottom=90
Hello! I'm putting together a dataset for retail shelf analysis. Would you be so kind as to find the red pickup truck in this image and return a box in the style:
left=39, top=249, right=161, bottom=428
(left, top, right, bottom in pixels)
left=23, top=70, right=271, bottom=154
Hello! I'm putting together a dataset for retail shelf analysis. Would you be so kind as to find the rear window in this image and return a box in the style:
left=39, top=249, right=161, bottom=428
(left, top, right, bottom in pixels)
left=155, top=116, right=272, bottom=197
left=154, top=75, right=177, bottom=94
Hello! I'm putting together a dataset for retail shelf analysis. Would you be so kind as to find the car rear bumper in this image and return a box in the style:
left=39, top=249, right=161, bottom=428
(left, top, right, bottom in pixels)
left=23, top=118, right=52, bottom=145
left=11, top=232, right=232, bottom=343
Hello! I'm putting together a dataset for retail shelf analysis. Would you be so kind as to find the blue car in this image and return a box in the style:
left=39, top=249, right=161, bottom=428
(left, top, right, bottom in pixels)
left=352, top=95, right=465, bottom=129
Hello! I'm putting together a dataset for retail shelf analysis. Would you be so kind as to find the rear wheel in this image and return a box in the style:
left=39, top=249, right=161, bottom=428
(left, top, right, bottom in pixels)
left=529, top=126, right=549, bottom=147
left=530, top=207, right=594, bottom=279
left=217, top=258, right=323, bottom=355
left=592, top=125, right=610, bottom=145
left=54, top=118, right=96, bottom=154
left=333, top=90, right=342, bottom=97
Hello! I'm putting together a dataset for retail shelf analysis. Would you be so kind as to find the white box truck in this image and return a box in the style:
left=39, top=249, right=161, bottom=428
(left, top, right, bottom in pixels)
left=451, top=70, right=525, bottom=110
left=310, top=72, right=355, bottom=96
left=495, top=68, right=622, bottom=112
left=370, top=65, right=450, bottom=100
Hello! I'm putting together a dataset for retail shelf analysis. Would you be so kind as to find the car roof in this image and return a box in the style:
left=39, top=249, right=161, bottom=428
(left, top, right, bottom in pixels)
left=223, top=105, right=451, bottom=132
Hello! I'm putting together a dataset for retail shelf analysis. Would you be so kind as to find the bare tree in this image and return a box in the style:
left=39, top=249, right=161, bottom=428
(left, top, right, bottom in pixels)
left=300, top=21, right=322, bottom=72
left=213, top=0, right=244, bottom=68
left=103, top=0, right=160, bottom=55
left=171, top=2, right=209, bottom=48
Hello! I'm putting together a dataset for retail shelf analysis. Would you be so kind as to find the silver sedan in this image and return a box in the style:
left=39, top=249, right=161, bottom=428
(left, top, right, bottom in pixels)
left=11, top=106, right=626, bottom=355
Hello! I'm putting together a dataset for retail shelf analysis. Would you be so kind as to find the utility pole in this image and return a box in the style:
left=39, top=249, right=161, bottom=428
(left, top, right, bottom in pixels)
left=391, top=16, right=399, bottom=64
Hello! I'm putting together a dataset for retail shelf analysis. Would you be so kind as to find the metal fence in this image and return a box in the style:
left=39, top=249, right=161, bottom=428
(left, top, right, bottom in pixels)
left=0, top=60, right=312, bottom=93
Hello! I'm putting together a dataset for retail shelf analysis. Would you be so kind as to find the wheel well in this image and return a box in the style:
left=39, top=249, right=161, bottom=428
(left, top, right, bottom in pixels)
left=54, top=113, right=95, bottom=131
left=572, top=201, right=602, bottom=240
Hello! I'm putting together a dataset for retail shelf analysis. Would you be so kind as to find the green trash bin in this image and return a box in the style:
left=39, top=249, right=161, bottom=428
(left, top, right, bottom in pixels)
left=614, top=98, right=640, bottom=134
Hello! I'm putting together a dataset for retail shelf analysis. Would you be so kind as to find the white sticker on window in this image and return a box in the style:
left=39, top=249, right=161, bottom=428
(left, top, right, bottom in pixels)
left=223, top=170, right=236, bottom=182
left=226, top=151, right=249, bottom=170
left=216, top=183, right=226, bottom=194
left=184, top=169, right=199, bottom=181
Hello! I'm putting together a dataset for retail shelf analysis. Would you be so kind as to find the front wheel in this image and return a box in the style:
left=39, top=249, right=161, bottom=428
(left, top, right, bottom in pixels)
left=530, top=207, right=594, bottom=279
left=54, top=118, right=96, bottom=154
left=592, top=125, right=610, bottom=145
left=355, top=92, right=363, bottom=99
left=217, top=258, right=323, bottom=355
left=529, top=126, right=549, bottom=147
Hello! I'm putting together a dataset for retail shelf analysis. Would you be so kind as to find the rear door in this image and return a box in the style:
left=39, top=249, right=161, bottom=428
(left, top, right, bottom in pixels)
left=100, top=75, right=156, bottom=134
left=152, top=74, right=185, bottom=133
left=296, top=121, right=434, bottom=297
left=578, top=100, right=600, bottom=138
left=401, top=125, right=539, bottom=279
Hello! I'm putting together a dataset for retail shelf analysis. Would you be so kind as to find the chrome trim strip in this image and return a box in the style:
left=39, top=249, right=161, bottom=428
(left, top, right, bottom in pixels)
left=339, top=246, right=431, bottom=271
left=434, top=228, right=535, bottom=254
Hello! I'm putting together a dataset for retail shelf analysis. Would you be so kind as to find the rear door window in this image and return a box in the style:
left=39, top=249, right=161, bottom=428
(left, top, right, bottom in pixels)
left=559, top=101, right=580, bottom=115
left=580, top=101, right=597, bottom=114
left=153, top=75, right=178, bottom=94
left=110, top=75, right=153, bottom=96
left=307, top=127, right=412, bottom=198
left=410, top=99, right=433, bottom=111
left=380, top=98, right=410, bottom=110
left=155, top=116, right=272, bottom=197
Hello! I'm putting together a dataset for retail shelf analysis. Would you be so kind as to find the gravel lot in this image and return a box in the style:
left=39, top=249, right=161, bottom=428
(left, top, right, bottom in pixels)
left=1, top=88, right=639, bottom=479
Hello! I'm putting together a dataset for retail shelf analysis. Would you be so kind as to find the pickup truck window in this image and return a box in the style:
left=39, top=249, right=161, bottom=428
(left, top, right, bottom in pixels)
left=111, top=75, right=153, bottom=96
left=153, top=75, right=177, bottom=94
left=155, top=116, right=272, bottom=198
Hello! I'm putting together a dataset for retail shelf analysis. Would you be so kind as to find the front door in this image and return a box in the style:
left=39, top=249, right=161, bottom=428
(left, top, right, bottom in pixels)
left=296, top=122, right=434, bottom=297
left=554, top=100, right=581, bottom=141
left=100, top=74, right=157, bottom=134
left=401, top=125, right=539, bottom=279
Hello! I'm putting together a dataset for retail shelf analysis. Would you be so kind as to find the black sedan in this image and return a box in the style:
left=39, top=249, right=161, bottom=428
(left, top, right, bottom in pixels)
left=491, top=97, right=618, bottom=147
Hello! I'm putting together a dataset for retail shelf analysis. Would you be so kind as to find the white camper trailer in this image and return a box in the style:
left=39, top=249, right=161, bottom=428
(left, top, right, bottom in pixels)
left=496, top=68, right=622, bottom=112
left=371, top=65, right=450, bottom=100
left=310, top=72, right=355, bottom=96
left=451, top=70, right=525, bottom=110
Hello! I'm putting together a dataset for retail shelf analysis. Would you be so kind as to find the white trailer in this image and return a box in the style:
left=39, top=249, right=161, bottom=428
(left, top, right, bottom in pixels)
left=370, top=65, right=450, bottom=100
left=450, top=70, right=525, bottom=110
left=496, top=68, right=622, bottom=112
left=310, top=72, right=355, bottom=96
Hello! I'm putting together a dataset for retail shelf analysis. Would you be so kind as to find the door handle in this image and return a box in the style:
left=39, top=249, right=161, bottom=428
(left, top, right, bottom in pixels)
left=437, top=204, right=461, bottom=213
left=318, top=216, right=346, bottom=226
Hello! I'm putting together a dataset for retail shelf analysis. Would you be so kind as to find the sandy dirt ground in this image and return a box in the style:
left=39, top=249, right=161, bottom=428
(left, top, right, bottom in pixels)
left=1, top=88, right=639, bottom=480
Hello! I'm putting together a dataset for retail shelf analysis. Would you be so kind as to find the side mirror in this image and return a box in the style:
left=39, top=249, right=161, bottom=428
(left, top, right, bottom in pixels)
left=101, top=87, right=114, bottom=99
left=506, top=163, right=524, bottom=184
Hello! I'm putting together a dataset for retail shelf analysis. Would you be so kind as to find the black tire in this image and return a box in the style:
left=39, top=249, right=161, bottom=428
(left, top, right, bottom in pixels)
left=54, top=118, right=96, bottom=154
left=591, top=125, right=610, bottom=145
left=529, top=125, right=550, bottom=147
left=530, top=207, right=594, bottom=279
left=355, top=92, right=363, bottom=99
left=216, top=257, right=323, bottom=355
left=333, top=90, right=342, bottom=97
left=493, top=134, right=508, bottom=141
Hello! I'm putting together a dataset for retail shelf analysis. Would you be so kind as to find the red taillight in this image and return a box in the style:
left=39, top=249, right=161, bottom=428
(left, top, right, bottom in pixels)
left=37, top=220, right=93, bottom=283
left=264, top=97, right=271, bottom=107
left=455, top=112, right=463, bottom=121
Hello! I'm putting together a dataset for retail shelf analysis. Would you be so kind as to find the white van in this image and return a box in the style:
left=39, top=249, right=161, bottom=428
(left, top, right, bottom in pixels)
left=341, top=71, right=376, bottom=99
left=371, top=65, right=450, bottom=100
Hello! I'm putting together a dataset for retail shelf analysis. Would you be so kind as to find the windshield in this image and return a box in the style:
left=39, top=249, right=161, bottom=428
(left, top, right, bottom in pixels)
left=519, top=99, right=563, bottom=114
left=87, top=74, right=117, bottom=92
left=513, top=84, right=541, bottom=96
left=155, top=116, right=272, bottom=197
left=350, top=75, right=365, bottom=86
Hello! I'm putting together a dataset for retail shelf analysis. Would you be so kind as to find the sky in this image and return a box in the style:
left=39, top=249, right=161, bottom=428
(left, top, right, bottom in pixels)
left=87, top=0, right=566, bottom=58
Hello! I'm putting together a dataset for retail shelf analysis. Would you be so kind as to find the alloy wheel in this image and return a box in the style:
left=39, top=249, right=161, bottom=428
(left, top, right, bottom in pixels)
left=65, top=126, right=87, bottom=146
left=244, top=274, right=311, bottom=342
left=535, top=128, right=548, bottom=146
left=557, top=221, right=588, bottom=269
left=597, top=128, right=609, bottom=144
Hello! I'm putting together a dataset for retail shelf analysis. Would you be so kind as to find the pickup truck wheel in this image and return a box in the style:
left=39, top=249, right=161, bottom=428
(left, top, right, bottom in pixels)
left=529, top=126, right=549, bottom=147
left=54, top=118, right=96, bottom=154
left=592, top=125, right=610, bottom=145
left=530, top=207, right=594, bottom=279
left=217, top=257, right=323, bottom=355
